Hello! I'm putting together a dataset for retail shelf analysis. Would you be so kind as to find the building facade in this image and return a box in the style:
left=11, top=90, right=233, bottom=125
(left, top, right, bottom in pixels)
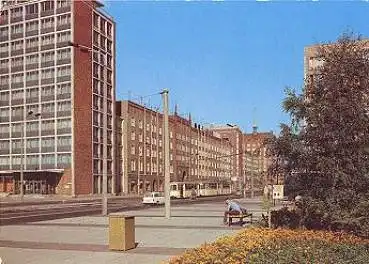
left=243, top=126, right=273, bottom=189
left=0, top=0, right=115, bottom=195
left=115, top=100, right=233, bottom=195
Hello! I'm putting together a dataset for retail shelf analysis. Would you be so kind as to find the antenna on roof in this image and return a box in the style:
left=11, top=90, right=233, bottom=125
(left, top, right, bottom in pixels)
left=252, top=107, right=258, bottom=134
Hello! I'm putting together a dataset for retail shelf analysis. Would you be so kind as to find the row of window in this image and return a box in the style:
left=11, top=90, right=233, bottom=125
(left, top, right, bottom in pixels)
left=0, top=101, right=71, bottom=116
left=93, top=12, right=113, bottom=38
left=0, top=153, right=72, bottom=166
left=0, top=118, right=71, bottom=133
left=93, top=79, right=113, bottom=98
left=1, top=1, right=70, bottom=19
left=93, top=30, right=113, bottom=53
left=0, top=48, right=70, bottom=69
left=0, top=83, right=70, bottom=101
left=0, top=136, right=71, bottom=148
left=0, top=67, right=71, bottom=86
left=0, top=31, right=70, bottom=53
left=0, top=14, right=70, bottom=37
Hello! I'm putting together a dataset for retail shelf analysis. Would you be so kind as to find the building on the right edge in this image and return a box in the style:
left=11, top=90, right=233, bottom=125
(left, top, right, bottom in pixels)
left=242, top=125, right=274, bottom=189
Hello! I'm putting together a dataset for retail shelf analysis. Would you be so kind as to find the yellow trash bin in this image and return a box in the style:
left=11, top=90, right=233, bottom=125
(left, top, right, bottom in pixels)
left=109, top=213, right=135, bottom=251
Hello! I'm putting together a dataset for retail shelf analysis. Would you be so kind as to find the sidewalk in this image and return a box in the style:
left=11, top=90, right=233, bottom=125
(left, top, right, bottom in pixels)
left=0, top=198, right=264, bottom=264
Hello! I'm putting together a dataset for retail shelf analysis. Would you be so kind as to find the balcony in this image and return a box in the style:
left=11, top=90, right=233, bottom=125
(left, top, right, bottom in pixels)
left=57, top=110, right=71, bottom=117
left=57, top=58, right=71, bottom=65
left=11, top=49, right=23, bottom=56
left=25, top=13, right=38, bottom=20
left=0, top=164, right=10, bottom=170
left=26, top=80, right=38, bottom=87
left=57, top=145, right=71, bottom=152
left=11, top=131, right=21, bottom=138
left=41, top=129, right=54, bottom=136
left=10, top=16, right=22, bottom=24
left=56, top=41, right=69, bottom=49
left=11, top=98, right=23, bottom=105
left=56, top=5, right=71, bottom=14
left=26, top=63, right=38, bottom=70
left=41, top=112, right=55, bottom=119
left=41, top=43, right=54, bottom=51
left=0, top=147, right=9, bottom=155
left=26, top=46, right=39, bottom=54
left=41, top=61, right=54, bottom=68
left=41, top=9, right=54, bottom=17
left=11, top=82, right=23, bottom=89
left=26, top=96, right=39, bottom=104
left=25, top=29, right=38, bottom=37
left=57, top=127, right=71, bottom=135
left=57, top=76, right=70, bottom=83
left=41, top=27, right=54, bottom=34
left=57, top=93, right=71, bottom=100
left=42, top=163, right=55, bottom=169
left=26, top=130, right=39, bottom=137
left=12, top=147, right=21, bottom=154
left=41, top=78, right=54, bottom=85
left=0, top=16, right=8, bottom=26
left=0, top=99, right=9, bottom=107
left=0, top=51, right=9, bottom=58
left=11, top=115, right=23, bottom=122
left=11, top=65, right=24, bottom=72
left=0, top=35, right=8, bottom=42
left=11, top=33, right=23, bottom=40
left=41, top=146, right=55, bottom=153
left=57, top=24, right=70, bottom=31
left=0, top=132, right=9, bottom=138
left=26, top=147, right=39, bottom=153
left=41, top=94, right=54, bottom=102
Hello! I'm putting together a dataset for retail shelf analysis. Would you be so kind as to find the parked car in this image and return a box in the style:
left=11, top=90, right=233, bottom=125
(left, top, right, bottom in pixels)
left=142, top=192, right=165, bottom=205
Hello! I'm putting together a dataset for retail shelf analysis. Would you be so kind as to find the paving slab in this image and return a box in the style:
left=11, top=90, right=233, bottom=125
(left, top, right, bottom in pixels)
left=0, top=198, right=264, bottom=264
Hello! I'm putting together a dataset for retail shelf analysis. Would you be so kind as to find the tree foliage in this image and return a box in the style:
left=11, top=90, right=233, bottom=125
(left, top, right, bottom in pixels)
left=267, top=33, right=369, bottom=237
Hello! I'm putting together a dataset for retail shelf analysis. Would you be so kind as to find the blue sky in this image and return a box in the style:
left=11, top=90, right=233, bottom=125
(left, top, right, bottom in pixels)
left=103, top=1, right=369, bottom=134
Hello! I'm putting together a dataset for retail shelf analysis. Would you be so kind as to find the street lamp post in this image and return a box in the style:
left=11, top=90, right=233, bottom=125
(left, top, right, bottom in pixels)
left=20, top=111, right=41, bottom=200
left=161, top=89, right=170, bottom=219
left=68, top=41, right=108, bottom=216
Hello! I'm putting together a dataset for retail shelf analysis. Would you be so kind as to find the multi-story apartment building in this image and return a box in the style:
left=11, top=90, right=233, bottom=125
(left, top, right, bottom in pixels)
left=243, top=126, right=273, bottom=189
left=0, top=0, right=115, bottom=195
left=115, top=100, right=233, bottom=195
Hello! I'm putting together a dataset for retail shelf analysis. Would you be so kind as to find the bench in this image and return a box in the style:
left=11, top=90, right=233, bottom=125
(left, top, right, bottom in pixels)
left=228, top=212, right=253, bottom=226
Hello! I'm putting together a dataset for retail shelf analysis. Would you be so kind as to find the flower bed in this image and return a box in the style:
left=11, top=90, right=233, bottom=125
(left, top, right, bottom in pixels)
left=167, top=228, right=369, bottom=264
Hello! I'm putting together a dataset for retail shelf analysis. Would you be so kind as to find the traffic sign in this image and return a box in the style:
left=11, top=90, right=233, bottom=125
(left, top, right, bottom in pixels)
left=272, top=185, right=284, bottom=200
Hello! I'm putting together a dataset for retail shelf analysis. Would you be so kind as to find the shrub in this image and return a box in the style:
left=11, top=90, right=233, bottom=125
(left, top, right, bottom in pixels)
left=271, top=207, right=300, bottom=229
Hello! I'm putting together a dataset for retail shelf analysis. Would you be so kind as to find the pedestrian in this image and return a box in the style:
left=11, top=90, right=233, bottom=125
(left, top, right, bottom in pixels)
left=223, top=199, right=243, bottom=225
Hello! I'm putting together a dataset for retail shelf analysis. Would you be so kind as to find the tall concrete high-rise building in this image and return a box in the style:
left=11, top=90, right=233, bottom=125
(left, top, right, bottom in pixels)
left=0, top=0, right=115, bottom=195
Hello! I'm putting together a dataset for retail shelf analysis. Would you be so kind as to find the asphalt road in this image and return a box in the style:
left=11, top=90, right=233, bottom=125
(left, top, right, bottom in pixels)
left=0, top=194, right=242, bottom=226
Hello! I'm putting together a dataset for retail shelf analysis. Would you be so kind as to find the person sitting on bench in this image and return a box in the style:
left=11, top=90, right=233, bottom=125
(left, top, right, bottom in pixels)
left=223, top=199, right=243, bottom=225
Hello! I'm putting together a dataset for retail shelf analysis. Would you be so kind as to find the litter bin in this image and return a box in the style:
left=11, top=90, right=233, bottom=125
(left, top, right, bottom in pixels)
left=109, top=213, right=135, bottom=251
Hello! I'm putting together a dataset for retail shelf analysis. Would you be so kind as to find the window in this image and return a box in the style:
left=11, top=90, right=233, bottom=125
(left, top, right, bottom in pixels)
left=93, top=13, right=99, bottom=27
left=41, top=1, right=54, bottom=12
left=11, top=106, right=23, bottom=117
left=107, top=23, right=112, bottom=37
left=26, top=21, right=38, bottom=32
left=41, top=69, right=54, bottom=79
left=57, top=48, right=70, bottom=60
left=11, top=73, right=23, bottom=83
left=11, top=90, right=23, bottom=100
left=41, top=18, right=54, bottom=29
left=57, top=101, right=71, bottom=112
left=25, top=4, right=38, bottom=15
left=41, top=86, right=54, bottom=97
left=107, top=70, right=112, bottom=84
left=0, top=43, right=8, bottom=53
left=26, top=122, right=38, bottom=132
left=0, top=76, right=9, bottom=86
left=42, top=120, right=54, bottom=131
left=0, top=27, right=8, bottom=38
left=0, top=125, right=9, bottom=134
left=41, top=51, right=54, bottom=63
left=130, top=160, right=136, bottom=171
left=57, top=66, right=70, bottom=77
left=57, top=83, right=71, bottom=95
left=57, top=0, right=71, bottom=8
left=57, top=118, right=71, bottom=130
left=41, top=34, right=54, bottom=45
left=0, top=92, right=9, bottom=101
left=26, top=88, right=38, bottom=98
left=26, top=54, right=39, bottom=65
left=93, top=31, right=99, bottom=45
left=107, top=40, right=112, bottom=53
left=26, top=71, right=39, bottom=82
left=11, top=40, right=23, bottom=51
left=42, top=154, right=55, bottom=165
left=57, top=136, right=71, bottom=147
left=57, top=14, right=70, bottom=26
left=131, top=146, right=135, bottom=155
left=57, top=31, right=70, bottom=43
left=57, top=154, right=71, bottom=165
left=26, top=37, right=38, bottom=49
left=131, top=118, right=135, bottom=127
left=100, top=18, right=105, bottom=33
left=11, top=8, right=22, bottom=19
left=11, top=24, right=23, bottom=34
left=11, top=57, right=23, bottom=67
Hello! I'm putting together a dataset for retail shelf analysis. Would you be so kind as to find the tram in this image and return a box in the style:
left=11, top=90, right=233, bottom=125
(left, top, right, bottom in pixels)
left=170, top=181, right=232, bottom=198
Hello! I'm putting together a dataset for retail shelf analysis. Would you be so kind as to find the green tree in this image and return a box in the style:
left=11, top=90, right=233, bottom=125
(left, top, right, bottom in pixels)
left=268, top=33, right=369, bottom=237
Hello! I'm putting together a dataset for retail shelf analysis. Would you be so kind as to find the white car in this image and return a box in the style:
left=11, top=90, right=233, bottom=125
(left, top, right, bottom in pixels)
left=142, top=192, right=165, bottom=205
